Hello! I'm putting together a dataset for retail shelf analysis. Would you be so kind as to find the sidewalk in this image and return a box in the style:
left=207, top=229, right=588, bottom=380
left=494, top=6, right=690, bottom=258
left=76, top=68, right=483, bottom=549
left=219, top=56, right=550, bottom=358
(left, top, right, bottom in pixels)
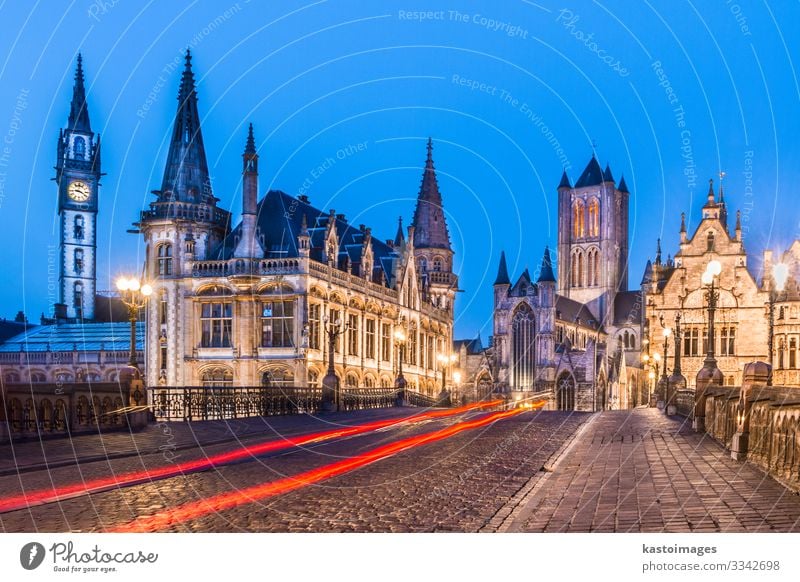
left=0, top=408, right=417, bottom=476
left=501, top=408, right=800, bottom=532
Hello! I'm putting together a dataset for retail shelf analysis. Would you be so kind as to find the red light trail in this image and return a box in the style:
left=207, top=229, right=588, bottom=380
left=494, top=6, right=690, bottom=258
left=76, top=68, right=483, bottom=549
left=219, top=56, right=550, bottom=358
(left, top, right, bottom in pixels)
left=0, top=400, right=502, bottom=514
left=112, top=407, right=524, bottom=533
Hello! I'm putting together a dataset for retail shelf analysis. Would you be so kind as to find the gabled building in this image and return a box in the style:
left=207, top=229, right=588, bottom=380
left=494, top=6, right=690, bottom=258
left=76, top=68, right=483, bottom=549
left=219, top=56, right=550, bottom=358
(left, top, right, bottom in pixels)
left=135, top=51, right=454, bottom=391
left=644, top=179, right=769, bottom=388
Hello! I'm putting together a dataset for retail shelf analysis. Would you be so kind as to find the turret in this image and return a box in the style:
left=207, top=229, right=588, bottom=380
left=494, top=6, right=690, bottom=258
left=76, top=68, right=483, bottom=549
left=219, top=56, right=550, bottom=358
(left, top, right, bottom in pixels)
left=233, top=123, right=263, bottom=259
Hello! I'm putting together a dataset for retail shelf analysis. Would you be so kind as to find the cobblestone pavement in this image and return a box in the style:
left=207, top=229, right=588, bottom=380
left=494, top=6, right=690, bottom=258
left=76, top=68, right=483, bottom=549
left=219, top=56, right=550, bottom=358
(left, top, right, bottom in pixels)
left=0, top=410, right=588, bottom=533
left=502, top=409, right=800, bottom=533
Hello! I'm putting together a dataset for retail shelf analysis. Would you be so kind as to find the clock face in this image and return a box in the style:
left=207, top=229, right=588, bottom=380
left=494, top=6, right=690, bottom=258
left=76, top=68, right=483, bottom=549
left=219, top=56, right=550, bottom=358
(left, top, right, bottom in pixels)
left=68, top=181, right=90, bottom=202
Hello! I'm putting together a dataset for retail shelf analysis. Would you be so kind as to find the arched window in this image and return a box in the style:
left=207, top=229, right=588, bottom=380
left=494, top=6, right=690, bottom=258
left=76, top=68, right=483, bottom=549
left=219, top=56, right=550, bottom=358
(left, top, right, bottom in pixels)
left=73, top=282, right=83, bottom=309
left=345, top=373, right=359, bottom=388
left=556, top=374, right=575, bottom=410
left=380, top=376, right=391, bottom=388
left=364, top=375, right=375, bottom=388
left=202, top=367, right=233, bottom=387
left=261, top=368, right=293, bottom=387
left=588, top=198, right=600, bottom=237
left=73, top=136, right=86, bottom=158
left=74, top=215, right=84, bottom=240
left=511, top=305, right=536, bottom=392
left=308, top=370, right=319, bottom=388
left=433, top=258, right=443, bottom=272
left=418, top=257, right=428, bottom=272
left=157, top=243, right=173, bottom=276
left=706, top=231, right=715, bottom=252
left=74, top=248, right=84, bottom=274
left=572, top=200, right=585, bottom=238
left=571, top=249, right=584, bottom=287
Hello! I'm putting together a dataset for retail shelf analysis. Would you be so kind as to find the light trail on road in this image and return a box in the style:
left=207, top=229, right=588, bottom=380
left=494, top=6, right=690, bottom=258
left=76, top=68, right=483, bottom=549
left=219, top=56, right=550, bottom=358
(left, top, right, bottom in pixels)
left=0, top=401, right=503, bottom=514
left=112, top=407, right=525, bottom=533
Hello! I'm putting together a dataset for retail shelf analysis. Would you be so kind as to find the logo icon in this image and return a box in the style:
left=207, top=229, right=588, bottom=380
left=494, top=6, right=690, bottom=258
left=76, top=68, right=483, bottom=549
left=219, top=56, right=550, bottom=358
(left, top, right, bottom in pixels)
left=20, top=542, right=46, bottom=570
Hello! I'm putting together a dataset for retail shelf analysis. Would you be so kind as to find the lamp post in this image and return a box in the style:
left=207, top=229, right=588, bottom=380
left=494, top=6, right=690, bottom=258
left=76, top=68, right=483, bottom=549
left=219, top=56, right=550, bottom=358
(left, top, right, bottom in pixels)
left=116, top=277, right=152, bottom=368
left=393, top=328, right=407, bottom=405
left=641, top=351, right=660, bottom=406
left=767, top=263, right=789, bottom=386
left=666, top=313, right=686, bottom=416
left=694, top=259, right=725, bottom=431
left=452, top=369, right=463, bottom=405
left=656, top=318, right=672, bottom=409
left=321, top=313, right=348, bottom=412
left=436, top=353, right=457, bottom=407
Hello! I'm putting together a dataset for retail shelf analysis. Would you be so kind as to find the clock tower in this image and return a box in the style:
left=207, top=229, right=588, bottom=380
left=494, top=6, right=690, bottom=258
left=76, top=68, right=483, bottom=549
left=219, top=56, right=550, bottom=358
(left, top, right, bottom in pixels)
left=55, top=54, right=102, bottom=320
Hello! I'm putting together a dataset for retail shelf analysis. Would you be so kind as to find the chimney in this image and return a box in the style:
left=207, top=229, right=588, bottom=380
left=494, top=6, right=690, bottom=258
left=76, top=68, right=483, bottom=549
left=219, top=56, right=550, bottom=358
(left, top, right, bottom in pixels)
left=234, top=123, right=263, bottom=259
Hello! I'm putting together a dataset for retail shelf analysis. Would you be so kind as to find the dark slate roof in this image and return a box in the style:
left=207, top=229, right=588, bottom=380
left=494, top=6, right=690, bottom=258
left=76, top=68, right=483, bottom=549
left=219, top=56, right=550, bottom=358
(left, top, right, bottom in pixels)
left=509, top=269, right=534, bottom=296
left=558, top=170, right=572, bottom=189
left=0, top=320, right=34, bottom=343
left=574, top=156, right=604, bottom=188
left=0, top=322, right=143, bottom=353
left=618, top=174, right=629, bottom=193
left=537, top=247, right=556, bottom=282
left=614, top=290, right=643, bottom=325
left=640, top=259, right=653, bottom=285
left=453, top=336, right=484, bottom=355
left=68, top=54, right=91, bottom=133
left=555, top=295, right=601, bottom=330
left=213, top=190, right=400, bottom=288
left=411, top=138, right=451, bottom=250
left=494, top=251, right=510, bottom=285
left=603, top=163, right=614, bottom=183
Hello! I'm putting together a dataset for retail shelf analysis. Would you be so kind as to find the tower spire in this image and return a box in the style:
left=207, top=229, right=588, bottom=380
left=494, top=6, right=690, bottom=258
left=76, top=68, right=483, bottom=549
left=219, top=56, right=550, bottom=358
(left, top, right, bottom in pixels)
left=494, top=251, right=510, bottom=286
left=394, top=216, right=405, bottom=247
left=411, top=138, right=451, bottom=250
left=68, top=53, right=91, bottom=133
left=655, top=238, right=662, bottom=266
left=160, top=48, right=212, bottom=202
left=234, top=123, right=262, bottom=259
left=537, top=246, right=556, bottom=282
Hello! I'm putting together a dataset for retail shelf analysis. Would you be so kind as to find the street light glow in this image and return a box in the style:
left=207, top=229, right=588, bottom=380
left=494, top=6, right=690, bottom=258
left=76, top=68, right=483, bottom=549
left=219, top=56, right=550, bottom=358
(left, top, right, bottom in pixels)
left=663, top=327, right=672, bottom=338
left=653, top=352, right=661, bottom=362
left=701, top=271, right=714, bottom=286
left=141, top=284, right=153, bottom=297
left=116, top=277, right=130, bottom=291
left=393, top=329, right=406, bottom=342
left=773, top=263, right=789, bottom=292
left=707, top=259, right=722, bottom=277
left=128, top=278, right=141, bottom=291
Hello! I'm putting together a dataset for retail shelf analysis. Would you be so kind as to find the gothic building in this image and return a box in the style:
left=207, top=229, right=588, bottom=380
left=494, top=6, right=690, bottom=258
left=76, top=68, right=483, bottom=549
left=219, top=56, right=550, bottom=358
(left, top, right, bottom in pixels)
left=644, top=180, right=788, bottom=388
left=136, top=51, right=455, bottom=390
left=488, top=157, right=643, bottom=411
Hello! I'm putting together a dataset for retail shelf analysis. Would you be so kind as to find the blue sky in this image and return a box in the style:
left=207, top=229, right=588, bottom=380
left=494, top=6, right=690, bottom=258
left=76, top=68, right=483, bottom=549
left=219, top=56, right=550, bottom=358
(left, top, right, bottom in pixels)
left=0, top=0, right=798, bottom=339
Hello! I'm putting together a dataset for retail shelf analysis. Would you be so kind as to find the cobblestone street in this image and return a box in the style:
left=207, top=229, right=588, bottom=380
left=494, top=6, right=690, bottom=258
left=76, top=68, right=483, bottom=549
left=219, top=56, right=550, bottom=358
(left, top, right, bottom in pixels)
left=3, top=408, right=800, bottom=533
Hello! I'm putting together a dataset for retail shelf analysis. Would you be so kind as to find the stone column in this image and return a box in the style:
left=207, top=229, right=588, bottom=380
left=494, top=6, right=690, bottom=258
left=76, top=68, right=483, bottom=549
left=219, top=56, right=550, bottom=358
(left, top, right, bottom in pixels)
left=730, top=361, right=770, bottom=461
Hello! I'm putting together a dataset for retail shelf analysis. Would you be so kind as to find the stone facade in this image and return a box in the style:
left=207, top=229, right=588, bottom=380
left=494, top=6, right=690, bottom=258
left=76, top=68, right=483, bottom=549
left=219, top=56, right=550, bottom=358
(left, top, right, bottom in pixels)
left=136, top=51, right=454, bottom=391
left=644, top=180, right=773, bottom=388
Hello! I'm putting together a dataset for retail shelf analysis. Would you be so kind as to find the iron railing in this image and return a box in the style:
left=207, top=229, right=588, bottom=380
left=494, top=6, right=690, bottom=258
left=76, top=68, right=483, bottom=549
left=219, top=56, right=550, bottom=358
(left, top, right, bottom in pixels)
left=407, top=390, right=439, bottom=408
left=339, top=388, right=397, bottom=411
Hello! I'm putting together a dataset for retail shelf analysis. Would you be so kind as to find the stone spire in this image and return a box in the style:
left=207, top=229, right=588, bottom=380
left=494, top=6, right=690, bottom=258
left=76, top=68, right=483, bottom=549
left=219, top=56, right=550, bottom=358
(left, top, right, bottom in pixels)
left=494, top=251, right=510, bottom=286
left=618, top=174, right=629, bottom=193
left=602, top=163, right=614, bottom=183
left=537, top=246, right=556, bottom=282
left=394, top=216, right=405, bottom=247
left=704, top=178, right=715, bottom=207
left=68, top=53, right=92, bottom=133
left=411, top=138, right=451, bottom=250
left=641, top=259, right=653, bottom=285
left=680, top=212, right=687, bottom=243
left=655, top=238, right=662, bottom=266
left=558, top=170, right=572, bottom=189
left=160, top=49, right=212, bottom=203
left=233, top=123, right=262, bottom=258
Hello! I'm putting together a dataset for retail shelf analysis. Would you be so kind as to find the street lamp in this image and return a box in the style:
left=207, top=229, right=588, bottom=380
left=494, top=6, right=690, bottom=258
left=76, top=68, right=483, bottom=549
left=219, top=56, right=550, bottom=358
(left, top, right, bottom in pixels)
left=393, top=327, right=407, bottom=404
left=655, top=319, right=671, bottom=409
left=695, top=259, right=725, bottom=431
left=767, top=262, right=789, bottom=386
left=452, top=369, right=463, bottom=405
left=321, top=313, right=349, bottom=412
left=116, top=276, right=152, bottom=368
left=436, top=352, right=457, bottom=406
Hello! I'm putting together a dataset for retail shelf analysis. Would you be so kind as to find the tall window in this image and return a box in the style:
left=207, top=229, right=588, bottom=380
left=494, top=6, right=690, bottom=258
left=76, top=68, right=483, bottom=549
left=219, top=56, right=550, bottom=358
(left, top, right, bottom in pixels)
left=418, top=258, right=428, bottom=272
left=706, top=231, right=715, bottom=252
left=720, top=327, right=736, bottom=356
left=262, top=369, right=293, bottom=387
left=433, top=258, right=442, bottom=272
left=571, top=249, right=584, bottom=287
left=74, top=248, right=84, bottom=274
left=365, top=318, right=376, bottom=359
left=201, top=302, right=232, bottom=348
left=588, top=198, right=600, bottom=237
left=557, top=374, right=575, bottom=410
left=683, top=327, right=700, bottom=357
left=409, top=326, right=418, bottom=365
left=779, top=337, right=786, bottom=369
left=512, top=305, right=536, bottom=391
left=157, top=243, right=173, bottom=276
left=261, top=300, right=294, bottom=347
left=381, top=323, right=391, bottom=361
left=309, top=304, right=321, bottom=350
left=73, top=136, right=86, bottom=158
left=159, top=292, right=168, bottom=325
left=74, top=215, right=84, bottom=240
left=73, top=282, right=83, bottom=309
left=790, top=337, right=797, bottom=369
left=347, top=313, right=359, bottom=355
left=427, top=334, right=434, bottom=370
left=572, top=200, right=585, bottom=238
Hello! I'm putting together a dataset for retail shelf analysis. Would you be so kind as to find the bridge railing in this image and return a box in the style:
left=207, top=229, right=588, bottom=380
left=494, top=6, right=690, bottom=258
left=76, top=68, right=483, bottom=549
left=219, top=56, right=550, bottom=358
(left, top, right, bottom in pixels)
left=147, top=385, right=443, bottom=421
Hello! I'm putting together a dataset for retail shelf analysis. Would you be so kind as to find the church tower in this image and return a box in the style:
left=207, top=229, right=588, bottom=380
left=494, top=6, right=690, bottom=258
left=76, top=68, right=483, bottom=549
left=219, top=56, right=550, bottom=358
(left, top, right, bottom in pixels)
left=557, top=155, right=629, bottom=323
left=55, top=54, right=102, bottom=320
left=137, top=50, right=230, bottom=386
left=411, top=138, right=457, bottom=310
